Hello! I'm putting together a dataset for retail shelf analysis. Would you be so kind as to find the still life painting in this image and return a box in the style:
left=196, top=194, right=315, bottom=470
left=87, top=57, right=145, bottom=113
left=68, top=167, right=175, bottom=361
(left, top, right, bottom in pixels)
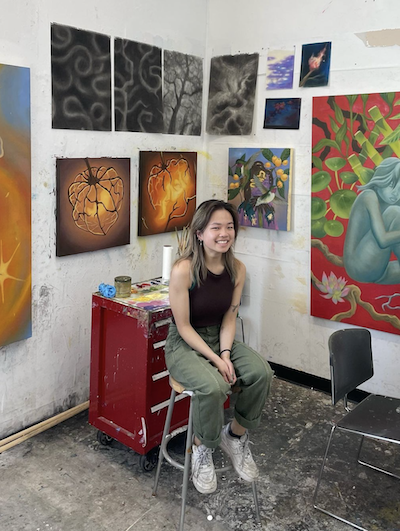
left=0, top=64, right=31, bottom=347
left=228, top=147, right=293, bottom=231
left=56, top=158, right=130, bottom=256
left=311, top=91, right=400, bottom=336
left=138, top=151, right=197, bottom=236
left=266, top=48, right=295, bottom=90
left=299, top=42, right=331, bottom=88
left=263, top=98, right=301, bottom=129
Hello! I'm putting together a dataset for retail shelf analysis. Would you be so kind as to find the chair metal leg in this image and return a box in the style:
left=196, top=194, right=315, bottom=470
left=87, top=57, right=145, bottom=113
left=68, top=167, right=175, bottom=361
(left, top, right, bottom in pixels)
left=357, top=435, right=400, bottom=480
left=178, top=395, right=194, bottom=531
left=251, top=481, right=261, bottom=523
left=152, top=389, right=176, bottom=496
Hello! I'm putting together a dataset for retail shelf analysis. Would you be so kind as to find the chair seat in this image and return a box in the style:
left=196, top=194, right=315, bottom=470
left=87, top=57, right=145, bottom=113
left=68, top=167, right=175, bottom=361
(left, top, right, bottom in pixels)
left=337, top=394, right=400, bottom=442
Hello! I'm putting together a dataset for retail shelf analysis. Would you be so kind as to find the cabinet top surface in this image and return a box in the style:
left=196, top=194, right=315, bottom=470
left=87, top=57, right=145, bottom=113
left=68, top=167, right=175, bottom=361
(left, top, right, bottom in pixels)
left=95, top=278, right=170, bottom=312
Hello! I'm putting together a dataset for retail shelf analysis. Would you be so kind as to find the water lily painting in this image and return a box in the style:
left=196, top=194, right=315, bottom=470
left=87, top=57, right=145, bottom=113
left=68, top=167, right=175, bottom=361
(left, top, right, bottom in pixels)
left=299, top=42, right=331, bottom=88
left=228, top=147, right=293, bottom=231
left=311, top=91, right=400, bottom=336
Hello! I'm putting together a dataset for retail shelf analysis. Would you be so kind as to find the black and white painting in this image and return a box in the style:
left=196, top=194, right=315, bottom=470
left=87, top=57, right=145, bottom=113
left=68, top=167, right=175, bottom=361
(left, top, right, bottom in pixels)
left=206, top=53, right=259, bottom=136
left=163, top=51, right=203, bottom=136
left=114, top=38, right=163, bottom=133
left=51, top=24, right=111, bottom=131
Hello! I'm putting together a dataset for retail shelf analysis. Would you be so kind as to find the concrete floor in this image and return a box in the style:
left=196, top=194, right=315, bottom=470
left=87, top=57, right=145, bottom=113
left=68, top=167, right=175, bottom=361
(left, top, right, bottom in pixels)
left=1, top=378, right=399, bottom=531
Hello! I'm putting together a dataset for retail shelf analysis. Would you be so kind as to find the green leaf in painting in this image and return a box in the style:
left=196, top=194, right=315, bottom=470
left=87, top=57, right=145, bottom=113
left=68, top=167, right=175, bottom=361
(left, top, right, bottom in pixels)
left=311, top=197, right=327, bottom=220
left=325, top=157, right=347, bottom=171
left=324, top=219, right=344, bottom=237
left=311, top=218, right=327, bottom=238
left=333, top=101, right=345, bottom=124
left=381, top=92, right=396, bottom=105
left=228, top=188, right=241, bottom=200
left=340, top=171, right=358, bottom=184
left=312, top=171, right=331, bottom=192
left=388, top=113, right=400, bottom=120
left=330, top=189, right=357, bottom=219
left=312, top=156, right=323, bottom=170
left=336, top=122, right=348, bottom=147
left=394, top=100, right=400, bottom=106
left=277, top=185, right=285, bottom=199
left=280, top=148, right=291, bottom=162
left=329, top=116, right=339, bottom=133
left=312, top=138, right=340, bottom=153
left=379, top=124, right=400, bottom=145
left=346, top=95, right=358, bottom=106
left=261, top=148, right=274, bottom=162
left=229, top=166, right=233, bottom=176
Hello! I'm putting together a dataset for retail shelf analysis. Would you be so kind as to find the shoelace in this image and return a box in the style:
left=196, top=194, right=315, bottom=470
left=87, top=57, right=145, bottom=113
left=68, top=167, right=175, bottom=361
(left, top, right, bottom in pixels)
left=193, top=447, right=214, bottom=477
left=239, top=435, right=254, bottom=466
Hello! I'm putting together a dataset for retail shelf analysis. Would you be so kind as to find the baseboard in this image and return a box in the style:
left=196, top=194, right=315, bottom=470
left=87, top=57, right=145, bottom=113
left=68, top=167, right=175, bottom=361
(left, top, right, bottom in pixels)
left=269, top=362, right=368, bottom=403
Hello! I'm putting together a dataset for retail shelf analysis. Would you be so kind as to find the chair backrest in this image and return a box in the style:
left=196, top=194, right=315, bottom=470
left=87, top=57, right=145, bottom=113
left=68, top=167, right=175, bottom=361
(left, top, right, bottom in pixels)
left=328, top=328, right=373, bottom=405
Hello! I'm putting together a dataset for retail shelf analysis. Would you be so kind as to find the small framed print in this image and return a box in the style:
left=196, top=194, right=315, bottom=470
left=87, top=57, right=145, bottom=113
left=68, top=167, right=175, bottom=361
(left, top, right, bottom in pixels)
left=263, top=98, right=301, bottom=130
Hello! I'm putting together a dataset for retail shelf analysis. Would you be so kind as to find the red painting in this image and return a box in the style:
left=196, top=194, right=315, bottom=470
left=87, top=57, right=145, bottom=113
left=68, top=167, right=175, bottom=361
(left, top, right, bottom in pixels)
left=311, top=92, right=400, bottom=335
left=138, top=151, right=197, bottom=236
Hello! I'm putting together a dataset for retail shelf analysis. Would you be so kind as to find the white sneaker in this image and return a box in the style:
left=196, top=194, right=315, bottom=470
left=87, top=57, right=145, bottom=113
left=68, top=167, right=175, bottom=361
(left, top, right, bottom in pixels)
left=220, top=424, right=259, bottom=482
left=191, top=444, right=217, bottom=494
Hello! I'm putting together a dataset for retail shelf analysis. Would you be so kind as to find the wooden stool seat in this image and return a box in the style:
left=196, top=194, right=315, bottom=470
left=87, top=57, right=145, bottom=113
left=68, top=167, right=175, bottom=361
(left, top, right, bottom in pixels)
left=169, top=376, right=186, bottom=395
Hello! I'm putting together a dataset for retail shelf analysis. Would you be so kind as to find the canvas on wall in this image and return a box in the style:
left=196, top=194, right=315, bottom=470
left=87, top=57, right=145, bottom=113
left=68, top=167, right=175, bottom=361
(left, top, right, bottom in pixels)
left=206, top=53, right=259, bottom=135
left=0, top=64, right=31, bottom=347
left=56, top=158, right=130, bottom=256
left=228, top=147, right=293, bottom=231
left=51, top=24, right=111, bottom=131
left=163, top=50, right=203, bottom=136
left=299, top=42, right=331, bottom=88
left=263, top=98, right=301, bottom=130
left=266, top=48, right=295, bottom=90
left=311, top=91, right=400, bottom=336
left=114, top=38, right=163, bottom=133
left=138, top=151, right=197, bottom=236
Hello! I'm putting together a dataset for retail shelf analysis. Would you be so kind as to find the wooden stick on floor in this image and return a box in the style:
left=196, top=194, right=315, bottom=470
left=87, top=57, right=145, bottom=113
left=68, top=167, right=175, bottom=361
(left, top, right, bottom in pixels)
left=0, top=401, right=89, bottom=454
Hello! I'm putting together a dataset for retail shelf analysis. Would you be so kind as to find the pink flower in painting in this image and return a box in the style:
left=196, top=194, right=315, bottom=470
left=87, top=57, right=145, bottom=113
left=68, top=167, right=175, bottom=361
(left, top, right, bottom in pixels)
left=316, top=272, right=350, bottom=304
left=308, top=46, right=326, bottom=72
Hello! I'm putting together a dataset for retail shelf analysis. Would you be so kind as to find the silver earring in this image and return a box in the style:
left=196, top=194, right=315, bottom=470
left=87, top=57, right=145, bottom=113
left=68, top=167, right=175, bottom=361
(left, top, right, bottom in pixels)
left=198, top=239, right=203, bottom=246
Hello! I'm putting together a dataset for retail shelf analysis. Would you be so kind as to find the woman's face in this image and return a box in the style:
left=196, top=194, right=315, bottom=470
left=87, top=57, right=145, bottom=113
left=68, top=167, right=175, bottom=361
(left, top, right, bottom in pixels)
left=197, top=209, right=236, bottom=255
left=377, top=180, right=400, bottom=204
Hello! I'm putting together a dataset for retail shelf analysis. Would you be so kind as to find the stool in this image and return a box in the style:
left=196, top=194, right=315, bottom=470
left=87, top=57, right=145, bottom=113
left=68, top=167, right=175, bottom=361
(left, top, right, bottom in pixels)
left=152, top=376, right=261, bottom=531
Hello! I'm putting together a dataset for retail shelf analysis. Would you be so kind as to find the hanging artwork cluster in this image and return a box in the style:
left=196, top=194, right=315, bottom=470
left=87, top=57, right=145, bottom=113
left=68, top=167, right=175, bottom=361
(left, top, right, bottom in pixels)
left=0, top=63, right=31, bottom=347
left=311, top=91, right=400, bottom=336
left=51, top=24, right=203, bottom=136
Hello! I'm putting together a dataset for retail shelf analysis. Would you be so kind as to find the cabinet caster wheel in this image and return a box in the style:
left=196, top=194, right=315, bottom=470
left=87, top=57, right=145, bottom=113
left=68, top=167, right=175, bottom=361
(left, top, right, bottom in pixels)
left=139, top=448, right=159, bottom=472
left=97, top=430, right=113, bottom=446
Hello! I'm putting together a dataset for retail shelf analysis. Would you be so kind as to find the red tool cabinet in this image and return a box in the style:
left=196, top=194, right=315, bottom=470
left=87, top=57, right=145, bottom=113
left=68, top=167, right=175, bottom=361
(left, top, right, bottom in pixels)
left=89, top=280, right=189, bottom=470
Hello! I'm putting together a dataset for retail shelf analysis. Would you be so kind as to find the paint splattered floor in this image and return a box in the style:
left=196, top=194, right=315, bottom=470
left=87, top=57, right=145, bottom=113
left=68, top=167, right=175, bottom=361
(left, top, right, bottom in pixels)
left=1, top=378, right=399, bottom=531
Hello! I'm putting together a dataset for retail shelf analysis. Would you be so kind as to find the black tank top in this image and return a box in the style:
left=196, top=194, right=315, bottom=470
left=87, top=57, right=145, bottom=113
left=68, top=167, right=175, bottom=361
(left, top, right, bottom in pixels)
left=189, top=268, right=234, bottom=328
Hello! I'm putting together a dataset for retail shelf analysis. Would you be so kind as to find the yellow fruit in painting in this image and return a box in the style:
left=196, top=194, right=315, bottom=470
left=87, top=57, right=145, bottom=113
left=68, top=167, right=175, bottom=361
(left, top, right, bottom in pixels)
left=274, top=158, right=282, bottom=167
left=276, top=169, right=284, bottom=176
left=283, top=160, right=288, bottom=165
left=265, top=162, right=271, bottom=168
left=277, top=180, right=283, bottom=188
left=229, top=183, right=235, bottom=189
left=272, top=156, right=277, bottom=162
left=233, top=174, right=239, bottom=180
left=281, top=174, right=288, bottom=182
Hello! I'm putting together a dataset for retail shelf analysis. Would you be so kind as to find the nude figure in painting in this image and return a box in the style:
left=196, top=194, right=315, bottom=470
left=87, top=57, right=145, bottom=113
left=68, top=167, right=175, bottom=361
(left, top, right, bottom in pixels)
left=344, top=157, right=400, bottom=284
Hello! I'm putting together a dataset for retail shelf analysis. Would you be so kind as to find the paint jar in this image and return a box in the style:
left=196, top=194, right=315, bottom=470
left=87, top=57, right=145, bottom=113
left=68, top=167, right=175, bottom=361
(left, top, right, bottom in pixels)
left=114, top=276, right=131, bottom=298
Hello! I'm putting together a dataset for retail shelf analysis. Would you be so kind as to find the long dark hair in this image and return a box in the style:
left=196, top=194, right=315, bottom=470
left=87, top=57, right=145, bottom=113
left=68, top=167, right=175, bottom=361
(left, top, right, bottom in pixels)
left=177, top=200, right=239, bottom=285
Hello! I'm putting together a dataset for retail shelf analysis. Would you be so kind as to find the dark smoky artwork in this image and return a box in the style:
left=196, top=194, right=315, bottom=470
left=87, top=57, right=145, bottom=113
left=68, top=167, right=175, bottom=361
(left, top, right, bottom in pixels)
left=114, top=38, right=163, bottom=133
left=51, top=23, right=111, bottom=131
left=206, top=53, right=259, bottom=136
left=163, top=51, right=203, bottom=136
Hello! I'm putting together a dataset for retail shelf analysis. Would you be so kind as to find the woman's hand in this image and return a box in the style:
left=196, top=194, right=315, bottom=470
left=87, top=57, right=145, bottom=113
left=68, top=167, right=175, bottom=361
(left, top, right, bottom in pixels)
left=217, top=355, right=237, bottom=385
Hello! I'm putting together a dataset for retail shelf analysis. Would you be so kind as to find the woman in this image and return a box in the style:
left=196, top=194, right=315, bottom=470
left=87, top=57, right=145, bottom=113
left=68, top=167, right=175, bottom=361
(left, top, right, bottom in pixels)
left=165, top=199, right=273, bottom=494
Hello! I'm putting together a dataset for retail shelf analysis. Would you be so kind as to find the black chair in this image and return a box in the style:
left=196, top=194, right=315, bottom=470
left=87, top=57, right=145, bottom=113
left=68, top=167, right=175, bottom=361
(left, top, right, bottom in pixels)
left=313, top=328, right=400, bottom=531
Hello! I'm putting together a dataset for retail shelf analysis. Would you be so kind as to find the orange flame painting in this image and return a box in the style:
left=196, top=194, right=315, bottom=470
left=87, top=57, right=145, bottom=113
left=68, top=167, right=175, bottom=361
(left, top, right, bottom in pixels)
left=138, top=151, right=197, bottom=236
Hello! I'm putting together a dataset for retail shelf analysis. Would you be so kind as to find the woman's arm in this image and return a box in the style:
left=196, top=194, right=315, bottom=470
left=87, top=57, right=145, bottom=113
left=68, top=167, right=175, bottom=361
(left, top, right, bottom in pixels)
left=364, top=191, right=400, bottom=248
left=169, top=260, right=232, bottom=382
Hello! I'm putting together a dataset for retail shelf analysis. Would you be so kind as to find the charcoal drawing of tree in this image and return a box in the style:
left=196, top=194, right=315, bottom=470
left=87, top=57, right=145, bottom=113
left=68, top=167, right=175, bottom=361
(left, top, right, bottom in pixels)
left=114, top=38, right=163, bottom=133
left=206, top=53, right=259, bottom=136
left=51, top=23, right=111, bottom=131
left=163, top=51, right=203, bottom=136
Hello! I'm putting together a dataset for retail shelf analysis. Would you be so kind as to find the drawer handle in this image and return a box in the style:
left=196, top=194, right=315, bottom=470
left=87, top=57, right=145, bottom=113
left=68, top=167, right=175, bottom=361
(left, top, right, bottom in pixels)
left=154, top=318, right=172, bottom=328
left=152, top=369, right=169, bottom=382
left=153, top=340, right=166, bottom=350
left=150, top=393, right=188, bottom=414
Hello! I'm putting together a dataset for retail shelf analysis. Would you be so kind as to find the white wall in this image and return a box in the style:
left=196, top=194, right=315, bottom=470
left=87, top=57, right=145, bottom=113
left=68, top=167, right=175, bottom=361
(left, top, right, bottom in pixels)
left=0, top=0, right=208, bottom=438
left=206, top=0, right=400, bottom=398
left=1, top=0, right=400, bottom=439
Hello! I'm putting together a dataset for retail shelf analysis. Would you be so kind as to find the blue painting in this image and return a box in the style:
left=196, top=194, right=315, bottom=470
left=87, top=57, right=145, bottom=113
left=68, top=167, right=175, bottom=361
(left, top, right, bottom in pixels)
left=266, top=49, right=295, bottom=90
left=299, top=42, right=331, bottom=88
left=263, top=98, right=301, bottom=130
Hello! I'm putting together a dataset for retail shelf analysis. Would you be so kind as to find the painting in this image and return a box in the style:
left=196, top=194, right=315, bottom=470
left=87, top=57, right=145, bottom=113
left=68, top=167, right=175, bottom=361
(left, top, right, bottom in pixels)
left=266, top=48, right=295, bottom=90
left=51, top=24, right=111, bottom=131
left=311, top=91, right=400, bottom=336
left=206, top=53, right=259, bottom=135
left=163, top=50, right=203, bottom=136
left=0, top=64, right=31, bottom=347
left=263, top=98, right=301, bottom=130
left=114, top=38, right=163, bottom=133
left=228, top=147, right=293, bottom=231
left=138, top=151, right=197, bottom=236
left=56, top=158, right=130, bottom=256
left=299, top=42, right=331, bottom=88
